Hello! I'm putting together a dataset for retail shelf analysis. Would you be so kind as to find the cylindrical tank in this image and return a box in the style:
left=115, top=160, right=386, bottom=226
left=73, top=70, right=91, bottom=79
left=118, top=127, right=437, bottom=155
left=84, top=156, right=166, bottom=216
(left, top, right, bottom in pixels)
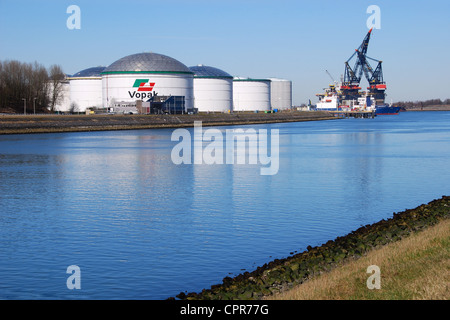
left=69, top=67, right=105, bottom=112
left=232, top=77, right=271, bottom=112
left=189, top=65, right=233, bottom=112
left=102, top=52, right=194, bottom=112
left=269, top=78, right=292, bottom=110
left=52, top=78, right=71, bottom=112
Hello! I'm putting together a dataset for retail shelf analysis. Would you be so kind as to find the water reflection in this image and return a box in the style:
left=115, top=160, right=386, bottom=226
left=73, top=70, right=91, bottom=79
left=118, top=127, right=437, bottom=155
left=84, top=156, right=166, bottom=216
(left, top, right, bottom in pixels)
left=0, top=112, right=449, bottom=299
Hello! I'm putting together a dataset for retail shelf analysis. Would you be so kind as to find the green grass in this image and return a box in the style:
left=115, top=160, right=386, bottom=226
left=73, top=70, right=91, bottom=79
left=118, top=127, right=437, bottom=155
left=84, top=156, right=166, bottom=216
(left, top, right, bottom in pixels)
left=269, top=218, right=449, bottom=300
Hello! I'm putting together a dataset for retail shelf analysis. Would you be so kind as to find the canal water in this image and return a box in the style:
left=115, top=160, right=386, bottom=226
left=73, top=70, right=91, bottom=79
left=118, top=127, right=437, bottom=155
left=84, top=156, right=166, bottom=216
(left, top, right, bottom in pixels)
left=0, top=111, right=449, bottom=299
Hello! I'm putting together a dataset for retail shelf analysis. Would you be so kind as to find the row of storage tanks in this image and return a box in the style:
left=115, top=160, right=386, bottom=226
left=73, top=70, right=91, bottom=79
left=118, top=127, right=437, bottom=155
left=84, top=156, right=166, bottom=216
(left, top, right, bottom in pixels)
left=60, top=52, right=292, bottom=113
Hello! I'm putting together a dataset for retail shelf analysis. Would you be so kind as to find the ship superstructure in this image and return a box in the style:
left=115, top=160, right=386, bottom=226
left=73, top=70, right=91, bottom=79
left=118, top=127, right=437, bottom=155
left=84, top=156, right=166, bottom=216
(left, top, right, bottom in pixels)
left=315, top=29, right=399, bottom=115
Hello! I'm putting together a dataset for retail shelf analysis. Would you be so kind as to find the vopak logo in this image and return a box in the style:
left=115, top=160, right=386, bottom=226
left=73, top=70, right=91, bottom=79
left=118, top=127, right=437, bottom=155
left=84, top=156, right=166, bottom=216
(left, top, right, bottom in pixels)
left=128, top=79, right=155, bottom=99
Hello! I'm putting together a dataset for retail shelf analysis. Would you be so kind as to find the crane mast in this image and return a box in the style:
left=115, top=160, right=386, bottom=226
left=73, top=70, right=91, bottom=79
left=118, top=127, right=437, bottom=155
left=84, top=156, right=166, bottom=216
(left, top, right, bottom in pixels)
left=340, top=28, right=386, bottom=106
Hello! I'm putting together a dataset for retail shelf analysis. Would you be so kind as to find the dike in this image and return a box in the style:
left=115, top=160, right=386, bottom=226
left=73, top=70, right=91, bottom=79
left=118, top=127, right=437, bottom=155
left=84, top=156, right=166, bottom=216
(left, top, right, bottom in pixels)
left=173, top=196, right=450, bottom=300
left=0, top=111, right=335, bottom=135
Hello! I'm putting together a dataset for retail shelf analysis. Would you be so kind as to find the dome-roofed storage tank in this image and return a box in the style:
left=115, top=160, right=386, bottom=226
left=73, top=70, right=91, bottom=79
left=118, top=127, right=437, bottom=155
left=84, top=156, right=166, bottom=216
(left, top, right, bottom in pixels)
left=189, top=64, right=233, bottom=113
left=269, top=78, right=292, bottom=111
left=69, top=66, right=105, bottom=112
left=102, top=52, right=194, bottom=113
left=232, top=77, right=271, bottom=112
left=50, top=75, right=71, bottom=112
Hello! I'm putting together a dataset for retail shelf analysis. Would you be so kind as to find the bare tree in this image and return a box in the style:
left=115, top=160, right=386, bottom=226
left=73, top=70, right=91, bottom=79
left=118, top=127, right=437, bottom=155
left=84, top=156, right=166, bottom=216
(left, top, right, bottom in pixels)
left=0, top=61, right=4, bottom=109
left=48, top=64, right=66, bottom=112
left=31, top=62, right=50, bottom=112
left=69, top=102, right=79, bottom=114
left=0, top=60, right=27, bottom=112
left=0, top=60, right=52, bottom=113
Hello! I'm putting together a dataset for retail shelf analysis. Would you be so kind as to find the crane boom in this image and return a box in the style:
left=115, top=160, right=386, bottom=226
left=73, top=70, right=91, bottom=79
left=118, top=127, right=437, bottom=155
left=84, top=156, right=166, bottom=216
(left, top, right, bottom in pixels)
left=340, top=28, right=386, bottom=105
left=326, top=70, right=336, bottom=83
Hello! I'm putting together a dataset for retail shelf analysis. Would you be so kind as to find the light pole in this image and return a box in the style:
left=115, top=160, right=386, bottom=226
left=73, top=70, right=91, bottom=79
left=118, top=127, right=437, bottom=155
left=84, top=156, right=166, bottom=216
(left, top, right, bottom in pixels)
left=22, top=98, right=26, bottom=115
left=33, top=98, right=37, bottom=115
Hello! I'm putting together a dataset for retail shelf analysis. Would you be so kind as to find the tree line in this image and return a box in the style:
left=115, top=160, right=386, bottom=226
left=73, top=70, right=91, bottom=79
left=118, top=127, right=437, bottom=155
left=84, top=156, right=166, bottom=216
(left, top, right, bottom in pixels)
left=0, top=60, right=66, bottom=113
left=394, top=98, right=450, bottom=109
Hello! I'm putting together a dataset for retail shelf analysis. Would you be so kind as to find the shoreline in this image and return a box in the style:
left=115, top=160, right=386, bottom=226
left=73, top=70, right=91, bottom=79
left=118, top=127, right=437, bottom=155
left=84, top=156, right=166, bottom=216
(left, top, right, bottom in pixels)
left=271, top=218, right=449, bottom=300
left=2, top=109, right=449, bottom=135
left=174, top=196, right=450, bottom=300
left=403, top=108, right=450, bottom=112
left=0, top=111, right=336, bottom=135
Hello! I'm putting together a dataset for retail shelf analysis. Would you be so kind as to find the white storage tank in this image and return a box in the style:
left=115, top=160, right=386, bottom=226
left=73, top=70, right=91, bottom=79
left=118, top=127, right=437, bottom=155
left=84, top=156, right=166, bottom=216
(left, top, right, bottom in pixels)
left=269, top=78, right=292, bottom=111
left=51, top=77, right=71, bottom=112
left=232, top=77, right=271, bottom=112
left=189, top=65, right=233, bottom=112
left=102, top=52, right=194, bottom=113
left=69, top=67, right=105, bottom=112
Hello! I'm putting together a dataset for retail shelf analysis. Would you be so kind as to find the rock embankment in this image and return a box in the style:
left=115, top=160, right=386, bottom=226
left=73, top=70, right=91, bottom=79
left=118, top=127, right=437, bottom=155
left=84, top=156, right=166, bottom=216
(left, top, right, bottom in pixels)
left=174, top=196, right=450, bottom=300
left=0, top=111, right=335, bottom=135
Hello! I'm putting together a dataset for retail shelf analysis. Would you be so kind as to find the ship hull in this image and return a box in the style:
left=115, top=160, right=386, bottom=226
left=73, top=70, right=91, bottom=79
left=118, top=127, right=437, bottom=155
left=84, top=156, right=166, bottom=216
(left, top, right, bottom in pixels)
left=315, top=107, right=338, bottom=111
left=375, top=105, right=400, bottom=115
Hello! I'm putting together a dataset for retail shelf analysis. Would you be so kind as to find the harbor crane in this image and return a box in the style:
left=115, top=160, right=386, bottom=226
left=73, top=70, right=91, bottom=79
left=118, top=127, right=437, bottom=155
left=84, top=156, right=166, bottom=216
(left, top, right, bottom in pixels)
left=340, top=28, right=386, bottom=105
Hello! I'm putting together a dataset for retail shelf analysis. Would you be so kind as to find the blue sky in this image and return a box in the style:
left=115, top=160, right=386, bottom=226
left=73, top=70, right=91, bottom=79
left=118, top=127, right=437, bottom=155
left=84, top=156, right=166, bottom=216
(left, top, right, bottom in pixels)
left=0, top=0, right=449, bottom=105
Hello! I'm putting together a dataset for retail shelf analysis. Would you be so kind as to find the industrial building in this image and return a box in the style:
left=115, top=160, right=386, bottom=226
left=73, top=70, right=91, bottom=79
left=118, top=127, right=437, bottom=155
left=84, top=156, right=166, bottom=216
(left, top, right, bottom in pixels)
left=269, top=78, right=292, bottom=111
left=69, top=67, right=105, bottom=112
left=189, top=65, right=233, bottom=113
left=232, top=77, right=271, bottom=112
left=101, top=52, right=194, bottom=114
left=54, top=51, right=292, bottom=114
left=52, top=78, right=71, bottom=112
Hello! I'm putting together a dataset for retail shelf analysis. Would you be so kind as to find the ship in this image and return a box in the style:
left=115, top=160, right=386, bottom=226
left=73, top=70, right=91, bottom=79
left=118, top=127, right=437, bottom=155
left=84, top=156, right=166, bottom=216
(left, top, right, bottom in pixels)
left=315, top=84, right=340, bottom=110
left=315, top=82, right=376, bottom=112
left=315, top=29, right=401, bottom=116
left=375, top=103, right=401, bottom=115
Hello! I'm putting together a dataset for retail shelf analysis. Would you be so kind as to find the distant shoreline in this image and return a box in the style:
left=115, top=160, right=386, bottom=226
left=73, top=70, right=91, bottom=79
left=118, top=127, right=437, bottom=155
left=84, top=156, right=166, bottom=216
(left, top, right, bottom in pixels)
left=0, top=111, right=336, bottom=135
left=401, top=105, right=450, bottom=112
left=1, top=108, right=448, bottom=135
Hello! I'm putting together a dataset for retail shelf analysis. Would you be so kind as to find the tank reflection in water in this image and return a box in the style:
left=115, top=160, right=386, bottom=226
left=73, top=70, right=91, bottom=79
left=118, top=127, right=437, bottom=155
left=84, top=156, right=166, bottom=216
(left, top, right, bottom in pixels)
left=0, top=111, right=449, bottom=299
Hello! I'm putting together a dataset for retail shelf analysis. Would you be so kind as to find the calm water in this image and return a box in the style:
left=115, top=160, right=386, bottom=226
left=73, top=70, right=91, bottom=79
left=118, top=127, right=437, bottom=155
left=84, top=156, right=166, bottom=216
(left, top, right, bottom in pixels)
left=0, top=111, right=449, bottom=299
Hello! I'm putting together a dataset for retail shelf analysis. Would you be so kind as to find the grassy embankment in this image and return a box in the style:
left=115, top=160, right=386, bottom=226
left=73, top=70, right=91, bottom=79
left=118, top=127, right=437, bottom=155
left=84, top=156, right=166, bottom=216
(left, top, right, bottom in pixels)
left=270, top=218, right=449, bottom=300
left=176, top=196, right=449, bottom=300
